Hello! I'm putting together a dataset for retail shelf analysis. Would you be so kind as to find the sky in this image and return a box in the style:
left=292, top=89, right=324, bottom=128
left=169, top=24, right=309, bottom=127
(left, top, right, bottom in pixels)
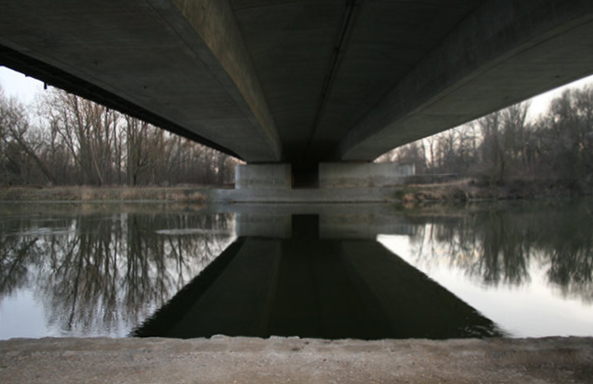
left=1, top=65, right=593, bottom=117
left=527, top=75, right=593, bottom=119
left=0, top=66, right=45, bottom=104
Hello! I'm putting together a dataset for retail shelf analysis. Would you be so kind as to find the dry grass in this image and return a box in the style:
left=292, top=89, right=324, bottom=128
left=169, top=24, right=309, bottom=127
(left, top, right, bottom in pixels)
left=0, top=186, right=211, bottom=202
left=397, top=178, right=592, bottom=205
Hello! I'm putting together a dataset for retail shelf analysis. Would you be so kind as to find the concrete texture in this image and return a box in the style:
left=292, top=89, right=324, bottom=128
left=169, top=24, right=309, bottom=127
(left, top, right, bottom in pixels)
left=232, top=205, right=413, bottom=239
left=319, top=163, right=414, bottom=188
left=235, top=164, right=292, bottom=189
left=336, top=0, right=593, bottom=161
left=208, top=187, right=402, bottom=203
left=235, top=212, right=293, bottom=238
left=2, top=1, right=593, bottom=168
left=235, top=162, right=413, bottom=193
left=171, top=0, right=281, bottom=161
left=1, top=337, right=592, bottom=383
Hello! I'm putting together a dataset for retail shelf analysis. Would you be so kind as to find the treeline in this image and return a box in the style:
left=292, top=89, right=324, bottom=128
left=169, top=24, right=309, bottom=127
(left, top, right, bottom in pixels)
left=4, top=82, right=593, bottom=189
left=0, top=85, right=240, bottom=187
left=377, top=86, right=593, bottom=188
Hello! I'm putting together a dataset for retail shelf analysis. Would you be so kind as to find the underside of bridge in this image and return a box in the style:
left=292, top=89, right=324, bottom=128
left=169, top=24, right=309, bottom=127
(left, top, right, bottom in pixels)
left=1, top=0, right=593, bottom=191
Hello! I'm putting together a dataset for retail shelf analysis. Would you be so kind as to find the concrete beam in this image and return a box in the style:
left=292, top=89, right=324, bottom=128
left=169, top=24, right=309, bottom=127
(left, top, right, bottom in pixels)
left=0, top=0, right=281, bottom=162
left=169, top=0, right=281, bottom=160
left=336, top=0, right=593, bottom=161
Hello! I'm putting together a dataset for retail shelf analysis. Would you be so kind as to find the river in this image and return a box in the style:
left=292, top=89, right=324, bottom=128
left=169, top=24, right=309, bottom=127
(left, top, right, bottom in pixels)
left=1, top=198, right=592, bottom=340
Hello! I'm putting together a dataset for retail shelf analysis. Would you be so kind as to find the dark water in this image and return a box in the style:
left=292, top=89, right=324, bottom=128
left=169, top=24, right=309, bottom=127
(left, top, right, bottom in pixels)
left=1, top=199, right=592, bottom=340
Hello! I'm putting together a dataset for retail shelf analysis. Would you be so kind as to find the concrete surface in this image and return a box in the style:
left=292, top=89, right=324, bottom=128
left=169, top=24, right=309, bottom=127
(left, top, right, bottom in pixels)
left=1, top=337, right=592, bottom=383
left=171, top=0, right=281, bottom=160
left=2, top=1, right=593, bottom=168
left=235, top=162, right=413, bottom=191
left=207, top=187, right=402, bottom=203
left=234, top=208, right=413, bottom=239
left=235, top=164, right=292, bottom=189
left=319, top=163, right=414, bottom=188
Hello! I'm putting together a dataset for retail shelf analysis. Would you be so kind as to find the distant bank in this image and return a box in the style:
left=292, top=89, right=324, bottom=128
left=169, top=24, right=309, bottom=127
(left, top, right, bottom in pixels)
left=398, top=178, right=593, bottom=205
left=0, top=180, right=590, bottom=204
left=0, top=185, right=217, bottom=203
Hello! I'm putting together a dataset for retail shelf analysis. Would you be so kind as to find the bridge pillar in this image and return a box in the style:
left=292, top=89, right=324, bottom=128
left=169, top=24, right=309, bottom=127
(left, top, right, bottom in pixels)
left=222, top=162, right=413, bottom=202
left=319, top=163, right=414, bottom=188
left=235, top=163, right=292, bottom=189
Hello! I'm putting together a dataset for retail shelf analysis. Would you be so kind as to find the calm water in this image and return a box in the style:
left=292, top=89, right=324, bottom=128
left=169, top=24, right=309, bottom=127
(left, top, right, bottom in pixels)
left=0, top=199, right=592, bottom=340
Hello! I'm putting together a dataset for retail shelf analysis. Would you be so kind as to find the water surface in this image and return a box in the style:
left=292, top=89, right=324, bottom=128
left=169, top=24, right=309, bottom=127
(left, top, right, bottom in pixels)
left=1, top=199, right=592, bottom=339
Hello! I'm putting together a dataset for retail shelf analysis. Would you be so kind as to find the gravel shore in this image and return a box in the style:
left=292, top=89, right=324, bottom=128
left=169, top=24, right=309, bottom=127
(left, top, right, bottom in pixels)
left=1, top=336, right=592, bottom=383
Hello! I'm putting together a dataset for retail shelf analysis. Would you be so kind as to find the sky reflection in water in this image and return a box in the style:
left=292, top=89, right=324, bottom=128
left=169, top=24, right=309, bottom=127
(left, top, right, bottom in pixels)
left=379, top=199, right=593, bottom=337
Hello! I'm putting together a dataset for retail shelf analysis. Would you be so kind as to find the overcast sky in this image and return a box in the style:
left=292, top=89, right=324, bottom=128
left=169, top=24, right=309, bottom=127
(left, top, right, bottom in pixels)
left=0, top=66, right=45, bottom=104
left=1, top=65, right=593, bottom=118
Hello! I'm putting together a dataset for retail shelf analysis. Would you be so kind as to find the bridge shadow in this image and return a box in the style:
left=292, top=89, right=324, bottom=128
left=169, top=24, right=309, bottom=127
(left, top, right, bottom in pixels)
left=133, top=215, right=503, bottom=340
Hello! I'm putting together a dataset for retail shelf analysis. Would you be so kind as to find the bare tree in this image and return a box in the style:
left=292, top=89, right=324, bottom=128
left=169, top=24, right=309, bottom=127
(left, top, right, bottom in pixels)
left=31, top=88, right=239, bottom=187
left=0, top=86, right=56, bottom=184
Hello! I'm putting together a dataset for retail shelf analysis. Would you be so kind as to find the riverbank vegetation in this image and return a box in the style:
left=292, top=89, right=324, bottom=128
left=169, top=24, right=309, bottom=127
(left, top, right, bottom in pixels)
left=0, top=185, right=213, bottom=202
left=0, top=85, right=240, bottom=188
left=395, top=178, right=587, bottom=206
left=377, top=85, right=593, bottom=199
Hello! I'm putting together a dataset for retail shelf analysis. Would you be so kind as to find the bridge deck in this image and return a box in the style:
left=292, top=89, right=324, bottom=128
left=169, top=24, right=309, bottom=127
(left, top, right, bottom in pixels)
left=2, top=1, right=593, bottom=169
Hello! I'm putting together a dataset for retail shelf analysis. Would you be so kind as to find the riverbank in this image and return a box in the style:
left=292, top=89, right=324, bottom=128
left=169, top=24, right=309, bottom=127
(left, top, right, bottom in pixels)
left=0, top=185, right=402, bottom=203
left=1, top=179, right=591, bottom=204
left=1, top=336, right=591, bottom=383
left=0, top=185, right=216, bottom=202
left=397, top=178, right=593, bottom=205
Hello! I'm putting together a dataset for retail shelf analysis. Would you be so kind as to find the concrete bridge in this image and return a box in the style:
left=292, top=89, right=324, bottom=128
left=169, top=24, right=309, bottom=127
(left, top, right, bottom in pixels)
left=2, top=0, right=593, bottom=194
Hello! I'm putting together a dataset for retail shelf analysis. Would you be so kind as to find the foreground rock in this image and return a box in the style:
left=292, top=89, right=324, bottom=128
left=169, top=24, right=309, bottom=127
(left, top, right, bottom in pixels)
left=2, top=337, right=592, bottom=383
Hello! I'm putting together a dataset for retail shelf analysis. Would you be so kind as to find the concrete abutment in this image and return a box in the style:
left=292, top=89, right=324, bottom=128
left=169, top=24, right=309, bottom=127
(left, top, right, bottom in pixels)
left=235, top=164, right=292, bottom=189
left=318, top=162, right=415, bottom=188
left=235, top=163, right=414, bottom=190
left=228, top=162, right=414, bottom=203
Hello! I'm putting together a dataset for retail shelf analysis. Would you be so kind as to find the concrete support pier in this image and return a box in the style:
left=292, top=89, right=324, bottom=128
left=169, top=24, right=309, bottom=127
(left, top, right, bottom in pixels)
left=319, top=162, right=414, bottom=188
left=214, top=163, right=413, bottom=203
left=235, top=164, right=292, bottom=189
left=1, top=337, right=591, bottom=383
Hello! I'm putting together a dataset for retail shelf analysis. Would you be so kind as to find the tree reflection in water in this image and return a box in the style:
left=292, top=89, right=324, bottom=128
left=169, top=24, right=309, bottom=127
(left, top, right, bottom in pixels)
left=0, top=204, right=235, bottom=336
left=405, top=199, right=593, bottom=303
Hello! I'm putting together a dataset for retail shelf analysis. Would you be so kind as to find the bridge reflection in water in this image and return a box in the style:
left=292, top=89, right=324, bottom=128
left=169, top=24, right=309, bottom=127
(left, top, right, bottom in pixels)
left=134, top=215, right=502, bottom=340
